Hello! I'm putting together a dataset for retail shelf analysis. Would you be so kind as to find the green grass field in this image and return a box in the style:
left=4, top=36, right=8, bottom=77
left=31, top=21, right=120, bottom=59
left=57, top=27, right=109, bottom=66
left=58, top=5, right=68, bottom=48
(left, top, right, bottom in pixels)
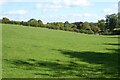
left=2, top=24, right=119, bottom=78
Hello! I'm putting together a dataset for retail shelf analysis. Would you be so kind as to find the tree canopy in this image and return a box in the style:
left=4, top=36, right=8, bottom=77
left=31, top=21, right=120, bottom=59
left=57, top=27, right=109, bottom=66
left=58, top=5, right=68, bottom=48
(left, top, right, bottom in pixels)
left=1, top=13, right=120, bottom=35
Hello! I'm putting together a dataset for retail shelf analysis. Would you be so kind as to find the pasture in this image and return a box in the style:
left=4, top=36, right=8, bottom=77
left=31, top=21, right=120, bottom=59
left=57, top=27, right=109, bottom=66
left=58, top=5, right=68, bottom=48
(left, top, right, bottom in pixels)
left=2, top=24, right=119, bottom=78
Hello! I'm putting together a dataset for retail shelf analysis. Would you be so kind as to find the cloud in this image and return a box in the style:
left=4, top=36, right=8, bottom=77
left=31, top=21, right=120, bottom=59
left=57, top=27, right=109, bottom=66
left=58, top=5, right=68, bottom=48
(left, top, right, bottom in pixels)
left=112, top=4, right=118, bottom=8
left=0, top=0, right=37, bottom=4
left=0, top=10, right=29, bottom=21
left=8, top=10, right=28, bottom=15
left=0, top=0, right=7, bottom=5
left=1, top=0, right=91, bottom=11
left=36, top=3, right=63, bottom=11
left=0, top=15, right=9, bottom=19
left=103, top=3, right=118, bottom=15
left=71, top=13, right=98, bottom=18
left=36, top=0, right=91, bottom=11
left=63, top=0, right=91, bottom=7
left=89, top=0, right=119, bottom=2
left=38, top=0, right=91, bottom=7
left=118, top=1, right=120, bottom=12
left=46, top=13, right=100, bottom=23
left=0, top=0, right=33, bottom=3
left=103, top=8, right=114, bottom=14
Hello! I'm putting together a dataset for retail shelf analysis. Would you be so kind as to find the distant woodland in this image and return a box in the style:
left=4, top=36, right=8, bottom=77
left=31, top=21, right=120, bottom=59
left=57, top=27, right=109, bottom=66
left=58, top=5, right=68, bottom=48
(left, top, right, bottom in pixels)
left=1, top=13, right=120, bottom=35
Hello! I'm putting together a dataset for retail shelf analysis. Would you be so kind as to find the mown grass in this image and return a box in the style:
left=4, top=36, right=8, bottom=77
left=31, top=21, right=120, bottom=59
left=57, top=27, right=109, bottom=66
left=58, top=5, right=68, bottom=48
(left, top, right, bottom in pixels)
left=2, top=24, right=119, bottom=78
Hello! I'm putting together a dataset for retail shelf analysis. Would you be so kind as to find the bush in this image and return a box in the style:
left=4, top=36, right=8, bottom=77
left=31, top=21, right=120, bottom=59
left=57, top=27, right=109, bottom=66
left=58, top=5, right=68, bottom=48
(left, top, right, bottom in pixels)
left=73, top=28, right=79, bottom=32
left=87, top=30, right=94, bottom=34
left=112, top=30, right=120, bottom=35
left=2, top=17, right=10, bottom=24
left=59, top=27, right=64, bottom=30
left=91, top=26, right=101, bottom=34
left=100, top=30, right=112, bottom=35
left=79, top=29, right=94, bottom=34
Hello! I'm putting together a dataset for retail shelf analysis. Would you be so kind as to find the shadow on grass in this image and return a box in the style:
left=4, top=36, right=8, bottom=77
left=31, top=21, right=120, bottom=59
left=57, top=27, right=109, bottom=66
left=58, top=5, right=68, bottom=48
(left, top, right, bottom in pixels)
left=104, top=43, right=120, bottom=46
left=105, top=36, right=120, bottom=39
left=57, top=49, right=118, bottom=67
left=4, top=58, right=98, bottom=77
left=4, top=58, right=109, bottom=78
left=56, top=48, right=119, bottom=78
left=3, top=43, right=119, bottom=78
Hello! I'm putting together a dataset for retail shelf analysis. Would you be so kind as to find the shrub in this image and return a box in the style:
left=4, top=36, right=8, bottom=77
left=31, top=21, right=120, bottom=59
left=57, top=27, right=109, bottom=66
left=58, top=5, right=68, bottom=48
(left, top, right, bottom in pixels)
left=2, top=17, right=10, bottom=24
left=79, top=29, right=94, bottom=34
left=73, top=28, right=79, bottom=32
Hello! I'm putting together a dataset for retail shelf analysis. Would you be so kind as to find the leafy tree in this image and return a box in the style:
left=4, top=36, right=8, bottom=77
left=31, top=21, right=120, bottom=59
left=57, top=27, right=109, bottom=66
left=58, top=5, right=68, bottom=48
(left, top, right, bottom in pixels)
left=82, top=22, right=91, bottom=30
left=47, top=22, right=64, bottom=30
left=20, top=21, right=29, bottom=26
left=2, top=17, right=10, bottom=24
left=73, top=22, right=83, bottom=29
left=38, top=20, right=43, bottom=24
left=91, top=25, right=100, bottom=34
left=117, top=12, right=120, bottom=28
left=0, top=19, right=2, bottom=23
left=28, top=18, right=37, bottom=22
left=106, top=14, right=117, bottom=31
left=81, top=22, right=94, bottom=34
left=28, top=18, right=38, bottom=27
left=38, top=20, right=43, bottom=27
left=98, top=19, right=106, bottom=31
left=64, top=21, right=69, bottom=27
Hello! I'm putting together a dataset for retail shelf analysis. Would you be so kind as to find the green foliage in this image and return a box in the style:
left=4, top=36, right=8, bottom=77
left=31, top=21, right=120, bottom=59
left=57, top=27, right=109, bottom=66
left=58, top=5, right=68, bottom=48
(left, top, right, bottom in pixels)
left=0, top=19, right=2, bottom=23
left=106, top=14, right=117, bottom=31
left=80, top=22, right=94, bottom=34
left=73, top=28, right=79, bottom=32
left=79, top=29, right=94, bottom=34
left=117, top=13, right=120, bottom=28
left=1, top=13, right=120, bottom=35
left=2, top=17, right=10, bottom=24
left=98, top=19, right=106, bottom=31
left=64, top=21, right=69, bottom=27
left=9, top=21, right=21, bottom=25
left=73, top=22, right=83, bottom=29
left=38, top=20, right=43, bottom=27
left=28, top=18, right=38, bottom=27
left=112, top=30, right=120, bottom=35
left=28, top=18, right=37, bottom=22
left=46, top=22, right=63, bottom=30
left=27, top=18, right=44, bottom=27
left=64, top=21, right=74, bottom=28
left=100, top=30, right=113, bottom=35
left=90, top=23, right=101, bottom=34
left=20, top=21, right=30, bottom=26
left=82, top=22, right=91, bottom=30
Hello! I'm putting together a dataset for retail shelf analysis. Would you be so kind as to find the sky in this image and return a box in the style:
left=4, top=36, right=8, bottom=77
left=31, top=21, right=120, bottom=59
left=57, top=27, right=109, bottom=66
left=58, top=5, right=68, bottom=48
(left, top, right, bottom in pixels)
left=0, top=0, right=119, bottom=23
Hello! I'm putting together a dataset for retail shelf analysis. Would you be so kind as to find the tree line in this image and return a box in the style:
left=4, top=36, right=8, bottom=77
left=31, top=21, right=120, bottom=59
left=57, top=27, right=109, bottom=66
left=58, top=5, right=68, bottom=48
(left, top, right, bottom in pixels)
left=0, top=13, right=120, bottom=35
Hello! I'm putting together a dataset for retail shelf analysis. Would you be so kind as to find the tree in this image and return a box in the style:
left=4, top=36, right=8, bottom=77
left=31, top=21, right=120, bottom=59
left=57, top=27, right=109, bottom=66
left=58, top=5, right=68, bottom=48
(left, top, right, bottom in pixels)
left=28, top=18, right=38, bottom=27
left=91, top=26, right=101, bottom=34
left=106, top=14, right=117, bottom=31
left=38, top=20, right=43, bottom=27
left=28, top=18, right=37, bottom=22
left=0, top=19, right=2, bottom=23
left=117, top=12, right=120, bottom=28
left=90, top=23, right=101, bottom=34
left=38, top=20, right=43, bottom=24
left=98, top=19, right=106, bottom=31
left=64, top=21, right=74, bottom=31
left=64, top=21, right=69, bottom=27
left=2, top=17, right=10, bottom=24
left=73, top=22, right=83, bottom=29
left=20, top=21, right=29, bottom=26
left=82, top=22, right=91, bottom=30
left=81, top=22, right=94, bottom=34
